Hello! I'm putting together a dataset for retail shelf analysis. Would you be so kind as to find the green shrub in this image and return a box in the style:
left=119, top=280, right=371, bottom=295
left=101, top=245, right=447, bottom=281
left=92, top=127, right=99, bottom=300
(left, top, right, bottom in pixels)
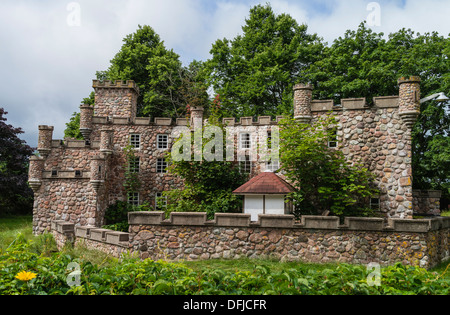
left=1, top=235, right=448, bottom=295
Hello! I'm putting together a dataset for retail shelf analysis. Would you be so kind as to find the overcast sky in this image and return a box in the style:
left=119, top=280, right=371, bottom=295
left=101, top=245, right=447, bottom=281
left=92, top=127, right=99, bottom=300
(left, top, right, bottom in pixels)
left=0, top=0, right=449, bottom=148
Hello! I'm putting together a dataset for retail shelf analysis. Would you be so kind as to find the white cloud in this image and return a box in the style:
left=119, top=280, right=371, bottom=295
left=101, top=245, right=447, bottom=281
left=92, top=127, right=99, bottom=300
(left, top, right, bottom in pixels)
left=0, top=0, right=448, bottom=147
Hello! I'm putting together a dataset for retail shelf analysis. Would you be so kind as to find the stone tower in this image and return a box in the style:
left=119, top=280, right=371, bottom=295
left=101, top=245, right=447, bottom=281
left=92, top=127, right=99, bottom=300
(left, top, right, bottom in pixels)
left=398, top=76, right=421, bottom=132
left=293, top=83, right=313, bottom=124
left=92, top=80, right=139, bottom=119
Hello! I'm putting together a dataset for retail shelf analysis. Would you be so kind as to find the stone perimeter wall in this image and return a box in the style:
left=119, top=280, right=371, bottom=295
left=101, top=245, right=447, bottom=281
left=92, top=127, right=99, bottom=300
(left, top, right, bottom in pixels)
left=51, top=213, right=450, bottom=270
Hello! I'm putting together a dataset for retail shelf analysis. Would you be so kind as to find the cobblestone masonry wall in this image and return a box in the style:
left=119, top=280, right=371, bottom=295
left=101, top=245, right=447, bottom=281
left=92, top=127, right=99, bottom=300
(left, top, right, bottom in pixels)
left=50, top=214, right=450, bottom=269
left=127, top=213, right=450, bottom=269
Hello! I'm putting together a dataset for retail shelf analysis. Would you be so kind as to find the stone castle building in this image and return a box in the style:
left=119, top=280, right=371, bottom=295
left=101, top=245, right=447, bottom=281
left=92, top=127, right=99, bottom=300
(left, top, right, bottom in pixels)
left=29, top=76, right=440, bottom=235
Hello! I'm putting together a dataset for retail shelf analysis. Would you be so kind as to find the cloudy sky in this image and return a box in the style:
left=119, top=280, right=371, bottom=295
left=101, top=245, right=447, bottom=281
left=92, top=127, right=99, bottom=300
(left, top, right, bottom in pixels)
left=0, top=0, right=449, bottom=148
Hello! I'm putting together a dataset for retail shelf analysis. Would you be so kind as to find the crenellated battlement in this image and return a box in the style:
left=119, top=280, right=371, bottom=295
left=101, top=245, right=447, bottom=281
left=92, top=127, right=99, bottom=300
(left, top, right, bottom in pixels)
left=92, top=80, right=140, bottom=94
left=51, top=213, right=450, bottom=268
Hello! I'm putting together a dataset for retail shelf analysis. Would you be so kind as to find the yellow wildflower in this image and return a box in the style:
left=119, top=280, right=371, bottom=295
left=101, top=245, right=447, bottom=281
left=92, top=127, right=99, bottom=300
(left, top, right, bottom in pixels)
left=15, top=271, right=37, bottom=282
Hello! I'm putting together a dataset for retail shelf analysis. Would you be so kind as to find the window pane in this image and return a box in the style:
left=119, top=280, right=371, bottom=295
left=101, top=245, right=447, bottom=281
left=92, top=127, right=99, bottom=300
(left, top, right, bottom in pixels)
left=128, top=192, right=139, bottom=206
left=130, top=134, right=140, bottom=149
left=157, top=158, right=168, bottom=173
left=239, top=155, right=252, bottom=174
left=240, top=133, right=251, bottom=149
left=157, top=134, right=168, bottom=149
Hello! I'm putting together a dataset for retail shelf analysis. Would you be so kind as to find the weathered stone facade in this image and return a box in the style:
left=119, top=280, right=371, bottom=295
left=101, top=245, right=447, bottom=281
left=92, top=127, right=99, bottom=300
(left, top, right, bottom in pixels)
left=31, top=76, right=441, bottom=235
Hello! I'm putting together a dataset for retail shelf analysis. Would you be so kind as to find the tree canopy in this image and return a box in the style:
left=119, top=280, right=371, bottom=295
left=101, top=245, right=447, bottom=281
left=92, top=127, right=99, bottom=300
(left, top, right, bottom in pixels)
left=0, top=108, right=34, bottom=215
left=203, top=3, right=324, bottom=118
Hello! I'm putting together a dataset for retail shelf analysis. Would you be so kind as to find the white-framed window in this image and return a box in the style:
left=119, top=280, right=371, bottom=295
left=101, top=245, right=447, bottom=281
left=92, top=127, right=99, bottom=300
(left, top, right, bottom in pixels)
left=156, top=158, right=168, bottom=174
left=128, top=192, right=140, bottom=206
left=157, top=134, right=169, bottom=149
left=155, top=192, right=167, bottom=210
left=130, top=134, right=141, bottom=149
left=129, top=156, right=140, bottom=173
left=239, top=133, right=251, bottom=149
left=239, top=155, right=252, bottom=174
left=265, top=160, right=280, bottom=172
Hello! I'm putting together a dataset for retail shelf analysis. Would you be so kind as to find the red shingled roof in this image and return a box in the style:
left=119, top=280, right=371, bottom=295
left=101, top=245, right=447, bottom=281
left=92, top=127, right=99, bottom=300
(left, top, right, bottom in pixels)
left=233, top=171, right=295, bottom=195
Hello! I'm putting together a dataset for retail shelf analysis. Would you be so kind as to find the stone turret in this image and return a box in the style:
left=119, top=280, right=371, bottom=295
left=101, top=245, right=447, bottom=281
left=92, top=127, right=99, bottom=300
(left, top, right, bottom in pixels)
left=28, top=156, right=45, bottom=193
left=100, top=127, right=114, bottom=155
left=293, top=84, right=313, bottom=124
left=90, top=155, right=106, bottom=192
left=79, top=104, right=94, bottom=141
left=92, top=80, right=139, bottom=120
left=398, top=76, right=421, bottom=129
left=190, top=106, right=204, bottom=130
left=37, top=125, right=54, bottom=158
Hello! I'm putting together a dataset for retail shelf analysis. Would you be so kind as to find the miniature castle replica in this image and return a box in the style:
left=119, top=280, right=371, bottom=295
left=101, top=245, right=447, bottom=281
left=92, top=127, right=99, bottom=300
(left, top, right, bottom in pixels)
left=29, top=76, right=442, bottom=235
left=32, top=76, right=450, bottom=268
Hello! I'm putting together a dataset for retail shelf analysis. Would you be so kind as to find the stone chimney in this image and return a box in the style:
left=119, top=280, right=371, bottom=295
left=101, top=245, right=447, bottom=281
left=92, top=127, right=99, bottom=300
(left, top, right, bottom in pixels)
left=293, top=84, right=313, bottom=124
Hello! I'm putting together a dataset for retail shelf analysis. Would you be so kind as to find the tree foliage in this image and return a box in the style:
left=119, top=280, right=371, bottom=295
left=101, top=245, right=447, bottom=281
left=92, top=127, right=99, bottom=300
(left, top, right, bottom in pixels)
left=0, top=108, right=34, bottom=215
left=204, top=3, right=324, bottom=118
left=165, top=97, right=247, bottom=218
left=279, top=115, right=378, bottom=217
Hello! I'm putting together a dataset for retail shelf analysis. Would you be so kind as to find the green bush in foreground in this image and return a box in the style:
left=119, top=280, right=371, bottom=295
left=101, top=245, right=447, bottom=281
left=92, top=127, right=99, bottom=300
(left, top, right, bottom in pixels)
left=0, top=235, right=448, bottom=295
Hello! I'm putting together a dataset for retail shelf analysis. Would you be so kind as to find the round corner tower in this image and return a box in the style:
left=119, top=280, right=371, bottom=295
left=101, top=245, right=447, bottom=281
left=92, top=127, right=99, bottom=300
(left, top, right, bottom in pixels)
left=79, top=103, right=94, bottom=140
left=398, top=76, right=421, bottom=130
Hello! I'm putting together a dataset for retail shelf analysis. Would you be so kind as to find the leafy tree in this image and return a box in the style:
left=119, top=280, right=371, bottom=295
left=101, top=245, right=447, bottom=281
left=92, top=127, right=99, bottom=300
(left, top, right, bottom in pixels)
left=98, top=24, right=189, bottom=118
left=204, top=3, right=324, bottom=118
left=0, top=108, right=34, bottom=215
left=304, top=22, right=450, bottom=207
left=279, top=115, right=378, bottom=217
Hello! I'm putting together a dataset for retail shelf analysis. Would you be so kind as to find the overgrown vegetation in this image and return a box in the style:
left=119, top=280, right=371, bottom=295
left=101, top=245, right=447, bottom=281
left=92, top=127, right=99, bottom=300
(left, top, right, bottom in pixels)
left=164, top=96, right=247, bottom=219
left=279, top=115, right=379, bottom=218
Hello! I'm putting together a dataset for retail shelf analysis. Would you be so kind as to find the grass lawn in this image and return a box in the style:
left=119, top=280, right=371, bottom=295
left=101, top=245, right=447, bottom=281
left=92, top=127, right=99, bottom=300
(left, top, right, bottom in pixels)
left=0, top=215, right=33, bottom=251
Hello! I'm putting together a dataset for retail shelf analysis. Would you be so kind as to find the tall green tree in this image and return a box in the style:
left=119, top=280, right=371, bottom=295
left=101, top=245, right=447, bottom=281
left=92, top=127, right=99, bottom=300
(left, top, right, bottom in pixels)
left=0, top=108, right=34, bottom=215
left=97, top=25, right=184, bottom=118
left=204, top=3, right=324, bottom=118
